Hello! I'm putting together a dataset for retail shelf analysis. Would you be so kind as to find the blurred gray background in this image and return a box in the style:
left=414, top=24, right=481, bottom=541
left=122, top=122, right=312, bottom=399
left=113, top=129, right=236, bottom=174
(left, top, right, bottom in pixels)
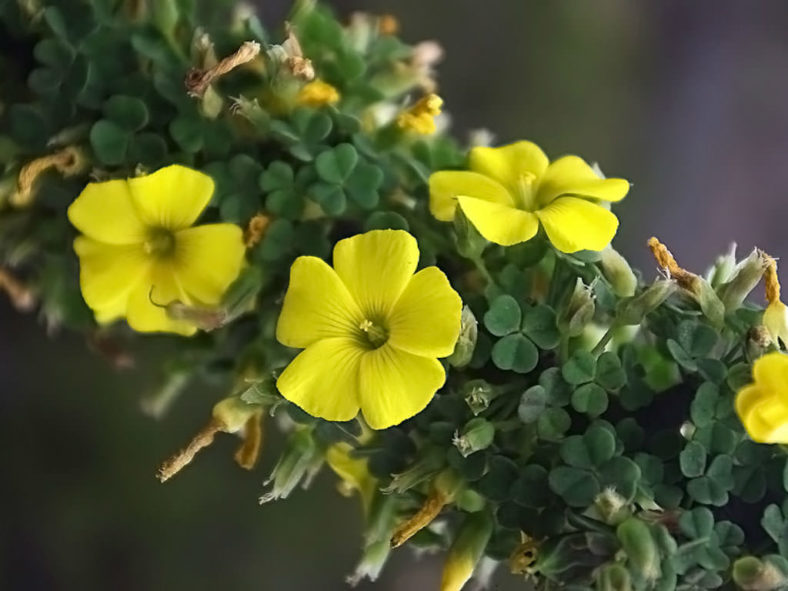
left=4, top=1, right=788, bottom=589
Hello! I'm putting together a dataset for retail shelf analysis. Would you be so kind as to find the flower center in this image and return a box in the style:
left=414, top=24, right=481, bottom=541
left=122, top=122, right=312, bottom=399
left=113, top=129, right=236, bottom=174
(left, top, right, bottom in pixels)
left=514, top=171, right=537, bottom=211
left=358, top=318, right=389, bottom=349
left=143, top=227, right=176, bottom=259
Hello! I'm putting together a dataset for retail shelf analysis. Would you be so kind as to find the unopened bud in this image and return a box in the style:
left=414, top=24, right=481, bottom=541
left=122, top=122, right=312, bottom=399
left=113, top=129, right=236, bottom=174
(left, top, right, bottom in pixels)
left=453, top=418, right=494, bottom=457
left=440, top=511, right=494, bottom=591
left=259, top=428, right=320, bottom=503
left=448, top=306, right=478, bottom=368
left=733, top=556, right=788, bottom=591
left=594, top=487, right=630, bottom=525
left=764, top=301, right=788, bottom=347
left=708, top=243, right=738, bottom=288
left=695, top=277, right=726, bottom=328
left=718, top=249, right=770, bottom=312
left=616, top=518, right=660, bottom=581
left=597, top=563, right=633, bottom=591
left=561, top=278, right=595, bottom=337
left=616, top=280, right=676, bottom=325
left=461, top=379, right=498, bottom=415
left=453, top=208, right=486, bottom=260
left=600, top=246, right=637, bottom=297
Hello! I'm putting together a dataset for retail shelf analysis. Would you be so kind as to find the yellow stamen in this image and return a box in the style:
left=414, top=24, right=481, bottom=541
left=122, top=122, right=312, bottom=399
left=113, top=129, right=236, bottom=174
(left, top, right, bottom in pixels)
left=186, top=41, right=261, bottom=98
left=390, top=488, right=448, bottom=547
left=648, top=236, right=700, bottom=291
left=515, top=171, right=537, bottom=210
left=297, top=80, right=340, bottom=108
left=359, top=318, right=388, bottom=348
left=11, top=146, right=84, bottom=207
left=397, top=94, right=443, bottom=135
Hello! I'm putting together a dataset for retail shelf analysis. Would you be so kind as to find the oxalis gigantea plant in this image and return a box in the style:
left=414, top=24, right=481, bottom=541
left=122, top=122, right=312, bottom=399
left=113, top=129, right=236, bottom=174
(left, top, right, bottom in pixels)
left=2, top=1, right=788, bottom=589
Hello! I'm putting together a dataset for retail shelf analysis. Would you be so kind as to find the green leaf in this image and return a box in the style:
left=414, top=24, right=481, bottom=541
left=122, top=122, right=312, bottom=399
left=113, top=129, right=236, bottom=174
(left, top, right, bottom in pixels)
left=537, top=407, right=571, bottom=441
left=365, top=211, right=409, bottom=231
left=260, top=161, right=294, bottom=191
left=511, top=465, right=550, bottom=508
left=679, top=507, right=714, bottom=539
left=34, top=38, right=74, bottom=70
left=595, top=351, right=627, bottom=391
left=562, top=350, right=596, bottom=385
left=29, top=68, right=63, bottom=94
left=678, top=321, right=718, bottom=357
left=762, top=505, right=788, bottom=548
left=714, top=521, right=744, bottom=548
left=727, top=362, right=753, bottom=391
left=518, top=385, right=546, bottom=424
left=679, top=441, right=707, bottom=478
left=291, top=108, right=333, bottom=144
left=687, top=476, right=729, bottom=506
left=560, top=426, right=616, bottom=469
left=521, top=305, right=560, bottom=349
left=571, top=383, right=608, bottom=417
left=345, top=162, right=383, bottom=209
left=539, top=367, right=572, bottom=406
left=491, top=334, right=538, bottom=374
left=89, top=119, right=129, bottom=165
left=484, top=294, right=522, bottom=337
left=309, top=182, right=346, bottom=215
left=128, top=133, right=167, bottom=167
left=733, top=465, right=766, bottom=503
left=475, top=455, right=518, bottom=502
left=549, top=466, right=601, bottom=507
left=315, top=143, right=358, bottom=183
left=266, top=189, right=303, bottom=219
left=690, top=382, right=719, bottom=427
left=598, top=456, right=641, bottom=501
left=694, top=423, right=738, bottom=455
left=697, top=358, right=726, bottom=383
left=707, top=454, right=734, bottom=488
left=103, top=95, right=149, bottom=131
left=170, top=115, right=203, bottom=153
left=634, top=453, right=663, bottom=484
left=666, top=339, right=696, bottom=371
left=8, top=104, right=48, bottom=149
left=255, top=219, right=294, bottom=261
left=617, top=419, right=645, bottom=451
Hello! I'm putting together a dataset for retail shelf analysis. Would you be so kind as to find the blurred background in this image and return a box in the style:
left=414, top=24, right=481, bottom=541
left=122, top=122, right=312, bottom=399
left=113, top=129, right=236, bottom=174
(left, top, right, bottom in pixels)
left=4, top=1, right=788, bottom=589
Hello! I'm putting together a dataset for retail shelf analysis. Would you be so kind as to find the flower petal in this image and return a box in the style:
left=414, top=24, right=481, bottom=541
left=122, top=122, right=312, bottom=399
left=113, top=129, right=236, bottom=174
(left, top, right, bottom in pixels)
left=359, top=344, right=445, bottom=429
left=125, top=264, right=196, bottom=335
left=429, top=171, right=513, bottom=221
left=753, top=351, right=788, bottom=393
left=388, top=267, right=463, bottom=357
left=536, top=196, right=618, bottom=253
left=536, top=155, right=630, bottom=206
left=174, top=224, right=246, bottom=305
left=736, top=385, right=788, bottom=443
left=276, top=337, right=363, bottom=422
left=457, top=196, right=539, bottom=246
left=333, top=230, right=419, bottom=319
left=127, top=165, right=214, bottom=231
left=276, top=256, right=362, bottom=349
left=73, top=236, right=149, bottom=314
left=67, top=179, right=148, bottom=244
left=469, top=141, right=549, bottom=192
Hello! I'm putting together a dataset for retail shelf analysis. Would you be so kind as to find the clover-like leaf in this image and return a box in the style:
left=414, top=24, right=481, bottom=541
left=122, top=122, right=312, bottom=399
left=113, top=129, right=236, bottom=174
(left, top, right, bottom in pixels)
left=562, top=350, right=596, bottom=385
left=315, top=142, right=358, bottom=183
left=679, top=441, right=707, bottom=478
left=571, top=383, right=608, bottom=417
left=90, top=119, right=129, bottom=165
left=595, top=351, right=627, bottom=391
left=518, top=385, right=547, bottom=424
left=484, top=294, right=522, bottom=337
left=511, top=465, right=551, bottom=508
left=491, top=334, right=538, bottom=374
left=537, top=407, right=571, bottom=441
left=549, top=466, right=601, bottom=508
left=522, top=304, right=560, bottom=349
left=679, top=507, right=715, bottom=539
left=104, top=94, right=149, bottom=131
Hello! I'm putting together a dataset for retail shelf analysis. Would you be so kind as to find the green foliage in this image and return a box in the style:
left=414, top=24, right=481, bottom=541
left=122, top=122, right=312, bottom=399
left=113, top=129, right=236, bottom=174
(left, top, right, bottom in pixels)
left=0, top=1, right=782, bottom=589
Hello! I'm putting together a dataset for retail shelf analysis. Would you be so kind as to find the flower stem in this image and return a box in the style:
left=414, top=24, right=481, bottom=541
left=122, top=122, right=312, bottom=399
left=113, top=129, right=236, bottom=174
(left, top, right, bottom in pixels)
left=592, top=324, right=618, bottom=356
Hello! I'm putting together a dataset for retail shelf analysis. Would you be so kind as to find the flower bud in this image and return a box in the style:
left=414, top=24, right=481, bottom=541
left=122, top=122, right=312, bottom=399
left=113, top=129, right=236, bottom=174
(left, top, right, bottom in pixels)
left=440, top=511, right=494, bottom=591
left=616, top=280, right=676, bottom=325
left=561, top=279, right=595, bottom=337
left=461, top=379, right=498, bottom=415
left=695, top=277, right=726, bottom=328
left=448, top=306, right=478, bottom=368
left=594, top=487, right=630, bottom=525
left=707, top=242, right=737, bottom=288
left=733, top=556, right=788, bottom=591
left=616, top=518, right=660, bottom=581
left=453, top=206, right=487, bottom=260
left=597, top=563, right=633, bottom=591
left=718, top=248, right=770, bottom=312
left=600, top=246, right=637, bottom=297
left=259, top=428, right=320, bottom=503
left=453, top=418, right=495, bottom=457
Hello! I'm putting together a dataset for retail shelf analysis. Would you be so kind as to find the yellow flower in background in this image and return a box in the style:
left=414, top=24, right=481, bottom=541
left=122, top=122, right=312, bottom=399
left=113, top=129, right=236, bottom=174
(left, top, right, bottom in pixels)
left=429, top=140, right=630, bottom=252
left=68, top=165, right=246, bottom=335
left=276, top=229, right=462, bottom=429
left=736, top=352, right=788, bottom=443
left=397, top=94, right=443, bottom=135
left=297, top=79, right=340, bottom=107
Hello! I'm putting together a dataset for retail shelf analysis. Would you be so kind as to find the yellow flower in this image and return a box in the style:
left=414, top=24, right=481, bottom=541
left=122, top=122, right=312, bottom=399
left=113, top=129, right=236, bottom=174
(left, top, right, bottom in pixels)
left=429, top=140, right=630, bottom=252
left=276, top=229, right=462, bottom=429
left=297, top=79, right=340, bottom=107
left=67, top=165, right=246, bottom=335
left=397, top=94, right=443, bottom=135
left=763, top=255, right=788, bottom=346
left=736, top=352, right=788, bottom=443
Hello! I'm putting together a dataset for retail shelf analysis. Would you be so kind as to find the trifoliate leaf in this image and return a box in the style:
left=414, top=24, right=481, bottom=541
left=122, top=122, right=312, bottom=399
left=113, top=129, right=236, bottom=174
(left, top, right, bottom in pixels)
left=484, top=294, right=522, bottom=337
left=491, top=334, right=538, bottom=374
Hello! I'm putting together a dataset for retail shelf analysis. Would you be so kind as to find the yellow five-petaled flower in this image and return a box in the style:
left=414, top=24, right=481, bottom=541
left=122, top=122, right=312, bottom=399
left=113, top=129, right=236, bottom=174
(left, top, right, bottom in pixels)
left=68, top=165, right=246, bottom=335
left=429, top=140, right=630, bottom=252
left=736, top=352, right=788, bottom=443
left=276, top=229, right=463, bottom=429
